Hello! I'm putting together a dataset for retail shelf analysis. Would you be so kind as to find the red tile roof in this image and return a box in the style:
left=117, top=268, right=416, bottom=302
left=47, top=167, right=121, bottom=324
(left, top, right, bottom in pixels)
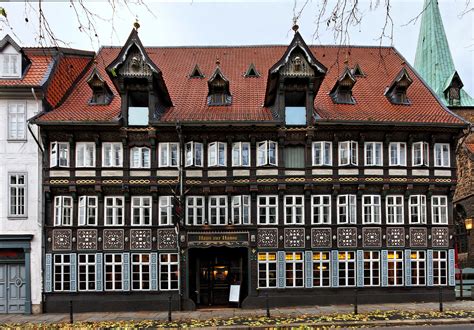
left=0, top=49, right=53, bottom=87
left=36, top=44, right=465, bottom=125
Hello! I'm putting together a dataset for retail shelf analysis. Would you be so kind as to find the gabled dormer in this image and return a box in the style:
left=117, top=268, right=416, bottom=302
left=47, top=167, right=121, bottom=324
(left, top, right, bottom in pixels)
left=351, top=63, right=365, bottom=77
left=87, top=67, right=113, bottom=105
left=207, top=63, right=232, bottom=106
left=106, top=25, right=172, bottom=126
left=385, top=67, right=413, bottom=105
left=443, top=71, right=463, bottom=106
left=264, top=26, right=327, bottom=126
left=189, top=64, right=204, bottom=79
left=244, top=63, right=260, bottom=78
left=0, top=34, right=30, bottom=79
left=330, top=67, right=356, bottom=104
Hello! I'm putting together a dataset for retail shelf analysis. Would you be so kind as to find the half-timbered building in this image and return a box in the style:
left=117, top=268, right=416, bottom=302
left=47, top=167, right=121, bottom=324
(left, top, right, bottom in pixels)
left=33, top=24, right=466, bottom=312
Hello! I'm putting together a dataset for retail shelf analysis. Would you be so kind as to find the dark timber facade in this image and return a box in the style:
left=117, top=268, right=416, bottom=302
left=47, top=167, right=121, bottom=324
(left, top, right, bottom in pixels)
left=33, top=26, right=466, bottom=312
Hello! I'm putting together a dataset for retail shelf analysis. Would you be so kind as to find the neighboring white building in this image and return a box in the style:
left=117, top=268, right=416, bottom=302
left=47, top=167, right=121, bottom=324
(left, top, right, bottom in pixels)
left=0, top=35, right=93, bottom=314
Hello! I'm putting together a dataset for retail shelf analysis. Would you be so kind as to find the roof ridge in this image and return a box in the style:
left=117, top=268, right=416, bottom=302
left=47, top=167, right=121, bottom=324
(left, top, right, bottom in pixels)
left=98, top=44, right=395, bottom=50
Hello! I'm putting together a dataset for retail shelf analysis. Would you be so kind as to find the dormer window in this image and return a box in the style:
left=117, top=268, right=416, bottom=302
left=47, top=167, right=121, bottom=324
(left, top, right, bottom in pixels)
left=351, top=63, right=365, bottom=77
left=330, top=67, right=356, bottom=104
left=128, top=89, right=149, bottom=126
left=285, top=86, right=306, bottom=125
left=189, top=64, right=204, bottom=79
left=0, top=53, right=20, bottom=78
left=385, top=68, right=413, bottom=105
left=244, top=63, right=260, bottom=78
left=207, top=66, right=232, bottom=106
left=87, top=68, right=113, bottom=105
left=444, top=72, right=463, bottom=106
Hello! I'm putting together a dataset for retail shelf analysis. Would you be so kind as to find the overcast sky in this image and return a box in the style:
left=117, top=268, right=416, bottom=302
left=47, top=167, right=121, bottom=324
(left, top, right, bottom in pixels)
left=2, top=0, right=473, bottom=94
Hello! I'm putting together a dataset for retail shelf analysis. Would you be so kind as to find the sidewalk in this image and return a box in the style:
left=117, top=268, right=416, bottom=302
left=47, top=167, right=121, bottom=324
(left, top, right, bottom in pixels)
left=1, top=300, right=473, bottom=327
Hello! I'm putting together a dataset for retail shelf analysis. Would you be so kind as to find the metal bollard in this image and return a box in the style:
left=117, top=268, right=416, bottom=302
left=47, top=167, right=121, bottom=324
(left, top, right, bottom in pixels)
left=266, top=292, right=270, bottom=318
left=354, top=288, right=358, bottom=315
left=460, top=268, right=464, bottom=299
left=168, top=294, right=172, bottom=322
left=69, top=300, right=74, bottom=324
left=439, top=286, right=443, bottom=312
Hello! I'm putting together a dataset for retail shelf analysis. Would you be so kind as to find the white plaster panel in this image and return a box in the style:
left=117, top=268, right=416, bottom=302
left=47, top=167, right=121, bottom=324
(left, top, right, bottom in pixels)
left=49, top=170, right=70, bottom=177
left=412, top=169, right=429, bottom=176
left=338, top=169, right=359, bottom=175
left=434, top=170, right=452, bottom=177
left=75, top=170, right=96, bottom=177
left=233, top=170, right=250, bottom=176
left=389, top=169, right=407, bottom=176
left=157, top=170, right=179, bottom=177
left=186, top=170, right=203, bottom=177
left=208, top=170, right=227, bottom=177
left=256, top=169, right=278, bottom=176
left=364, top=169, right=383, bottom=176
left=101, top=170, right=124, bottom=177
left=130, top=170, right=151, bottom=177
left=285, top=170, right=305, bottom=176
left=312, top=169, right=333, bottom=175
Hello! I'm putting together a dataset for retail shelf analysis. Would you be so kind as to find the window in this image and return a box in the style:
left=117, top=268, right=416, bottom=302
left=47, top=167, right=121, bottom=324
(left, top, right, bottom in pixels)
left=208, top=142, right=226, bottom=167
left=102, top=143, right=123, bottom=167
left=8, top=102, right=26, bottom=140
left=285, top=146, right=305, bottom=169
left=312, top=141, right=332, bottom=166
left=159, top=196, right=173, bottom=226
left=8, top=173, right=27, bottom=217
left=104, top=197, right=124, bottom=226
left=131, top=196, right=152, bottom=226
left=78, top=254, right=96, bottom=291
left=185, top=142, right=203, bottom=167
left=363, top=251, right=380, bottom=286
left=284, top=195, right=304, bottom=225
left=54, top=254, right=71, bottom=291
left=364, top=142, right=383, bottom=166
left=362, top=195, right=381, bottom=224
left=232, top=142, right=250, bottom=167
left=285, top=252, right=304, bottom=288
left=231, top=195, right=250, bottom=225
left=258, top=252, right=277, bottom=288
left=387, top=251, right=404, bottom=286
left=337, top=195, right=357, bottom=224
left=257, top=141, right=278, bottom=166
left=128, top=91, right=149, bottom=126
left=159, top=143, right=179, bottom=167
left=76, top=142, right=96, bottom=167
left=338, top=141, right=358, bottom=166
left=186, top=196, right=205, bottom=225
left=285, top=90, right=306, bottom=125
left=311, top=195, right=331, bottom=225
left=1, top=53, right=21, bottom=77
left=412, top=142, right=429, bottom=167
left=434, top=143, right=450, bottom=167
left=313, top=252, right=331, bottom=287
left=410, top=251, right=426, bottom=286
left=54, top=196, right=73, bottom=226
left=257, top=195, right=278, bottom=225
left=50, top=142, right=69, bottom=168
left=160, top=253, right=179, bottom=290
left=131, top=254, right=150, bottom=291
left=389, top=142, right=406, bottom=166
left=105, top=254, right=122, bottom=291
left=433, top=251, right=447, bottom=286
left=338, top=251, right=356, bottom=287
left=386, top=195, right=404, bottom=224
left=432, top=196, right=448, bottom=225
left=209, top=196, right=228, bottom=225
left=409, top=195, right=427, bottom=224
left=130, top=147, right=150, bottom=168
left=78, top=196, right=98, bottom=226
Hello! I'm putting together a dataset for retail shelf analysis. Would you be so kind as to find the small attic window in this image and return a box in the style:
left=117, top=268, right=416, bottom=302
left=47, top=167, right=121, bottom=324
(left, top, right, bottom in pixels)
left=351, top=63, right=364, bottom=77
left=87, top=69, right=113, bottom=105
left=444, top=72, right=463, bottom=106
left=207, top=66, right=232, bottom=106
left=385, top=68, right=413, bottom=105
left=189, top=64, right=204, bottom=79
left=330, top=67, right=356, bottom=104
left=244, top=63, right=260, bottom=78
left=0, top=44, right=21, bottom=78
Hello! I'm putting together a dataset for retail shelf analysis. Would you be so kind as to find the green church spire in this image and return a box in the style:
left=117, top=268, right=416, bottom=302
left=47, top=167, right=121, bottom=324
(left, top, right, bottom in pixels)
left=414, top=0, right=474, bottom=106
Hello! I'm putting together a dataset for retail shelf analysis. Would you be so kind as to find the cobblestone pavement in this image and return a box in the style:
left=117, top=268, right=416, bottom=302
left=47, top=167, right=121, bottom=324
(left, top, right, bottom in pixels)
left=0, top=300, right=473, bottom=324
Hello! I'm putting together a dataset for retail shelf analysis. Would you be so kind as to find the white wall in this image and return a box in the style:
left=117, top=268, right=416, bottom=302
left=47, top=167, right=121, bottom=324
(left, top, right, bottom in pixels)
left=0, top=98, right=43, bottom=312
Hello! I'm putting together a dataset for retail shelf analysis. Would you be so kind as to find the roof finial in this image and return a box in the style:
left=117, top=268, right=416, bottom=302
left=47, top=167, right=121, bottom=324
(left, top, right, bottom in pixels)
left=292, top=17, right=299, bottom=34
left=133, top=17, right=140, bottom=31
left=216, top=56, right=220, bottom=66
